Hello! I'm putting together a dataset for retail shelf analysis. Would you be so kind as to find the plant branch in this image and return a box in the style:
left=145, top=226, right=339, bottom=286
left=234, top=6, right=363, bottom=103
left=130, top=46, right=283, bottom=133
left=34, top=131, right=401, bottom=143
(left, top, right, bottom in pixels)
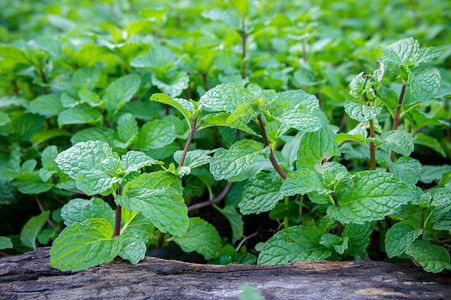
left=113, top=186, right=122, bottom=237
left=38, top=67, right=49, bottom=94
left=12, top=78, right=19, bottom=96
left=369, top=119, right=376, bottom=170
left=187, top=182, right=233, bottom=211
left=257, top=115, right=288, bottom=179
left=179, top=116, right=197, bottom=167
left=387, top=80, right=407, bottom=169
left=235, top=231, right=258, bottom=252
left=201, top=72, right=210, bottom=91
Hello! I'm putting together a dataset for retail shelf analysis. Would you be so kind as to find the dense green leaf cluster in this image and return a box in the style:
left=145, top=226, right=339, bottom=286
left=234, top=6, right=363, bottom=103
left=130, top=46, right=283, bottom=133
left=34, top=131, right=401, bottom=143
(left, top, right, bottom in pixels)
left=0, top=0, right=449, bottom=274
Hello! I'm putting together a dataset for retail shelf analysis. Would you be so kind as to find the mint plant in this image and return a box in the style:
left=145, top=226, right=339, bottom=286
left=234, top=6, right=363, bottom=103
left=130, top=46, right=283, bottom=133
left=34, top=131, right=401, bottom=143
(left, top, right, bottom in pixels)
left=1, top=0, right=449, bottom=275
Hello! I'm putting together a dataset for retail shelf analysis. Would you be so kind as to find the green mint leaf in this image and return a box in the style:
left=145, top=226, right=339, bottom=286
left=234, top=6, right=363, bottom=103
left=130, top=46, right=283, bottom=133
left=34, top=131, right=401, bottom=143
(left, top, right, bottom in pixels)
left=121, top=172, right=187, bottom=236
left=327, top=171, right=414, bottom=224
left=0, top=111, right=10, bottom=126
left=199, top=83, right=254, bottom=113
left=319, top=233, right=349, bottom=255
left=79, top=90, right=102, bottom=107
left=118, top=231, right=146, bottom=265
left=20, top=211, right=50, bottom=250
left=201, top=9, right=240, bottom=29
left=239, top=285, right=265, bottom=300
left=239, top=172, right=284, bottom=215
left=409, top=67, right=441, bottom=103
left=135, top=119, right=176, bottom=150
left=322, top=162, right=352, bottom=196
left=41, top=145, right=58, bottom=171
left=149, top=93, right=194, bottom=125
left=0, top=236, right=13, bottom=250
left=379, top=130, right=414, bottom=157
left=121, top=209, right=155, bottom=244
left=406, top=240, right=451, bottom=273
left=71, top=128, right=115, bottom=146
left=280, top=168, right=330, bottom=197
left=115, top=113, right=138, bottom=147
left=209, top=139, right=268, bottom=180
left=349, top=72, right=366, bottom=98
left=173, top=149, right=215, bottom=169
left=197, top=112, right=258, bottom=135
left=226, top=103, right=258, bottom=128
left=387, top=156, right=422, bottom=185
left=50, top=218, right=121, bottom=271
left=60, top=198, right=115, bottom=227
left=14, top=172, right=53, bottom=194
left=121, top=151, right=157, bottom=173
left=174, top=217, right=222, bottom=260
left=420, top=165, right=451, bottom=184
left=385, top=220, right=422, bottom=258
left=28, top=94, right=64, bottom=117
left=130, top=44, right=177, bottom=76
left=274, top=90, right=319, bottom=110
left=257, top=225, right=331, bottom=265
left=151, top=71, right=189, bottom=98
left=342, top=222, right=372, bottom=257
left=72, top=66, right=101, bottom=91
left=274, top=106, right=322, bottom=132
left=104, top=74, right=141, bottom=115
left=344, top=101, right=382, bottom=122
left=57, top=106, right=102, bottom=127
left=297, top=125, right=340, bottom=168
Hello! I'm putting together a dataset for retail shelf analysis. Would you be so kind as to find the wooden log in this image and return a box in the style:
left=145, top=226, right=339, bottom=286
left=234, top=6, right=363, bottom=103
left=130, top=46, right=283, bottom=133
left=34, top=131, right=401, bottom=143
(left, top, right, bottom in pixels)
left=1, top=247, right=450, bottom=299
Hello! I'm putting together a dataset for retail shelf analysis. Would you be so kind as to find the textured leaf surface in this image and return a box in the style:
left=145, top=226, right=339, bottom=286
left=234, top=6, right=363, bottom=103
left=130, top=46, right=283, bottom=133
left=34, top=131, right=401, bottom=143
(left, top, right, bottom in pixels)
left=200, top=83, right=254, bottom=113
left=118, top=231, right=146, bottom=265
left=297, top=126, right=339, bottom=168
left=210, top=140, right=268, bottom=180
left=344, top=101, right=381, bottom=122
left=275, top=107, right=322, bottom=132
left=116, top=113, right=138, bottom=147
left=121, top=151, right=157, bottom=173
left=20, top=211, right=50, bottom=250
left=385, top=220, right=422, bottom=258
left=239, top=172, right=284, bottom=215
left=388, top=156, right=422, bottom=185
left=50, top=218, right=120, bottom=272
left=327, top=171, right=414, bottom=224
left=379, top=130, right=414, bottom=157
left=61, top=198, right=115, bottom=227
left=151, top=72, right=189, bottom=98
left=342, top=222, right=372, bottom=257
left=409, top=68, right=441, bottom=103
left=406, top=240, right=451, bottom=273
left=135, top=119, right=176, bottom=150
left=174, top=217, right=222, bottom=260
left=173, top=149, right=215, bottom=169
left=280, top=168, right=330, bottom=197
left=257, top=225, right=330, bottom=265
left=28, top=94, right=63, bottom=117
left=150, top=93, right=194, bottom=124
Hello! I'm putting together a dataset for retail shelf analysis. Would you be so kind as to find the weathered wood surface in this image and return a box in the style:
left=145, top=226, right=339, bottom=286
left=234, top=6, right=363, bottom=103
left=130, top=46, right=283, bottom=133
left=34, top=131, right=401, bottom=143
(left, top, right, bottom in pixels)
left=0, top=247, right=450, bottom=299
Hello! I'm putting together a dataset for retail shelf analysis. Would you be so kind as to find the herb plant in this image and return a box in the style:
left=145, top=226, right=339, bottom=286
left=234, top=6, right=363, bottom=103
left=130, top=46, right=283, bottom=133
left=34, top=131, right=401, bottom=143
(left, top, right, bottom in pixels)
left=0, top=0, right=449, bottom=274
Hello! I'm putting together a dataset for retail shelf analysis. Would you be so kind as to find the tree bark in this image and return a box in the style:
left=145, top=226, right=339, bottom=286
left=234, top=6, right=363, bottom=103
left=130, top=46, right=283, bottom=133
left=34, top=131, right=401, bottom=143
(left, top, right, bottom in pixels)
left=1, top=247, right=450, bottom=299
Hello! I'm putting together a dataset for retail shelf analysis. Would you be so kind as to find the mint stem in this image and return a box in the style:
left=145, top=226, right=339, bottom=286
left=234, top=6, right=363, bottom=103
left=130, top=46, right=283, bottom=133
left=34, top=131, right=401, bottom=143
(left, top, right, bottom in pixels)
left=179, top=116, right=197, bottom=167
left=12, top=78, right=19, bottom=96
left=33, top=194, right=58, bottom=231
left=257, top=115, right=288, bottom=179
left=113, top=186, right=122, bottom=237
left=38, top=67, right=48, bottom=94
left=201, top=72, right=210, bottom=90
left=187, top=182, right=233, bottom=211
left=387, top=80, right=407, bottom=171
left=369, top=119, right=376, bottom=170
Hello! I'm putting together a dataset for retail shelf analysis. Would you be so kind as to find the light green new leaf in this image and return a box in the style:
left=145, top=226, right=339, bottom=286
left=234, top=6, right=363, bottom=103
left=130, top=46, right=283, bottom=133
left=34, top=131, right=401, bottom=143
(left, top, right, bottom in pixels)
left=197, top=112, right=258, bottom=135
left=409, top=68, right=441, bottom=103
left=28, top=94, right=64, bottom=117
left=174, top=217, right=222, bottom=260
left=239, top=172, right=284, bottom=215
left=135, top=119, right=176, bottom=150
left=104, top=74, right=141, bottom=114
left=379, top=130, right=414, bottom=157
left=118, top=231, right=146, bottom=264
left=385, top=220, right=422, bottom=258
left=328, top=171, right=415, bottom=224
left=60, top=198, right=115, bottom=227
left=150, top=93, right=194, bottom=125
left=226, top=103, right=258, bottom=128
left=297, top=125, right=339, bottom=168
left=210, top=140, right=268, bottom=180
left=121, top=151, right=157, bottom=173
left=20, top=211, right=51, bottom=250
left=173, top=149, right=215, bottom=169
left=257, top=225, right=331, bottom=265
left=121, top=209, right=155, bottom=243
left=322, top=162, right=352, bottom=194
left=50, top=218, right=121, bottom=272
left=0, top=236, right=13, bottom=250
left=344, top=101, right=381, bottom=122
left=199, top=83, right=254, bottom=113
left=406, top=240, right=451, bottom=273
left=57, top=106, right=102, bottom=127
left=280, top=168, right=330, bottom=197
left=342, top=222, right=372, bottom=257
left=319, top=234, right=349, bottom=255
